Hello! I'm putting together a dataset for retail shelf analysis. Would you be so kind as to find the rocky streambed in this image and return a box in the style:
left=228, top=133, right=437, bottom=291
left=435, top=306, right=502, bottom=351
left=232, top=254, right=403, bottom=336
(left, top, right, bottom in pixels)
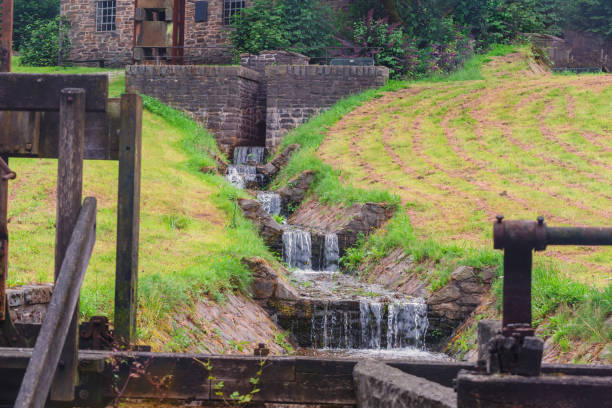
left=226, top=145, right=460, bottom=360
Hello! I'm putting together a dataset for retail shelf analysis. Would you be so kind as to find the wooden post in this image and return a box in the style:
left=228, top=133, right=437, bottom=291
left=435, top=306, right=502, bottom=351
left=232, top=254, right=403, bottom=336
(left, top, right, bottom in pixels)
left=114, top=93, right=142, bottom=345
left=0, top=155, right=8, bottom=321
left=51, top=88, right=85, bottom=401
left=0, top=0, right=13, bottom=72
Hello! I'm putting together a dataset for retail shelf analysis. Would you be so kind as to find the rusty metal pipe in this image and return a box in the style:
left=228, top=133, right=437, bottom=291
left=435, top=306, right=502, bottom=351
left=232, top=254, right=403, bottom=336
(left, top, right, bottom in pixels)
left=546, top=227, right=612, bottom=246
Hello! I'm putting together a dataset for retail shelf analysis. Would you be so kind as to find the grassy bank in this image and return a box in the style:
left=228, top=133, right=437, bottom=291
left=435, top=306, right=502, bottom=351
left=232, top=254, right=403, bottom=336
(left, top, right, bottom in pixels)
left=272, top=44, right=612, bottom=362
left=7, top=71, right=273, bottom=345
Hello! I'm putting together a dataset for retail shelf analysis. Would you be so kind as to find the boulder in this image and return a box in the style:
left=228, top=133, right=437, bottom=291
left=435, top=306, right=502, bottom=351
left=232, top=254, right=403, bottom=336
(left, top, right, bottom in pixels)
left=427, top=266, right=496, bottom=341
left=257, top=144, right=300, bottom=182
left=242, top=257, right=299, bottom=303
left=238, top=198, right=283, bottom=253
left=277, top=170, right=316, bottom=214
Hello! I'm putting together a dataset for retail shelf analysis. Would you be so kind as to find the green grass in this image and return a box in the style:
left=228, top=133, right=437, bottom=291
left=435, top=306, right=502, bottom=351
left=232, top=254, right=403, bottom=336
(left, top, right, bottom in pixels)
left=272, top=44, right=612, bottom=362
left=11, top=55, right=123, bottom=74
left=6, top=70, right=274, bottom=349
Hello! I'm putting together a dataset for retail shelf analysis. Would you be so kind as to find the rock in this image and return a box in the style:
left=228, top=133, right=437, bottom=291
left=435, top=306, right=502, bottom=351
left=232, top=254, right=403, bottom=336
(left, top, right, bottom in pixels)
left=277, top=170, right=316, bottom=213
left=427, top=265, right=495, bottom=343
left=238, top=199, right=283, bottom=252
left=241, top=257, right=299, bottom=302
left=257, top=144, right=300, bottom=182
left=353, top=360, right=457, bottom=408
left=451, top=266, right=475, bottom=282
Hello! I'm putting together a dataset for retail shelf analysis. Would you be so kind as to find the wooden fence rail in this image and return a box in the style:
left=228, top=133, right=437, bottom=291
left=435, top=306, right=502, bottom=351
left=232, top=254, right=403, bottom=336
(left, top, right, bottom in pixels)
left=14, top=197, right=96, bottom=408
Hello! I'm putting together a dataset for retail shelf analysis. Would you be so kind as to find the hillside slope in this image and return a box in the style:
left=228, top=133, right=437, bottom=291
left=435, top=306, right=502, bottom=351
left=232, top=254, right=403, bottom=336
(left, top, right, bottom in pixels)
left=320, top=50, right=612, bottom=284
left=6, top=74, right=287, bottom=353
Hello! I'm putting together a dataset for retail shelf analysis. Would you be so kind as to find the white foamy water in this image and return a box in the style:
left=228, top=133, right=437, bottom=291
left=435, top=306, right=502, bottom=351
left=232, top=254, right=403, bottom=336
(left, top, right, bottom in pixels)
left=233, top=146, right=265, bottom=165
left=257, top=191, right=282, bottom=216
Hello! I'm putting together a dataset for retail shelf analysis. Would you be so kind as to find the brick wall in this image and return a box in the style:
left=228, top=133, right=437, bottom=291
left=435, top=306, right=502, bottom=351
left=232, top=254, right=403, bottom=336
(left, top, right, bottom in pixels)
left=125, top=64, right=263, bottom=152
left=182, top=0, right=254, bottom=64
left=62, top=0, right=134, bottom=67
left=265, top=65, right=389, bottom=149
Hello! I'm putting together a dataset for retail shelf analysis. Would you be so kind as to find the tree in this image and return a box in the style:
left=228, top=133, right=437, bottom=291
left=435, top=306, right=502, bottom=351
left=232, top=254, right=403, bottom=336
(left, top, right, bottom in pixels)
left=13, top=0, right=60, bottom=51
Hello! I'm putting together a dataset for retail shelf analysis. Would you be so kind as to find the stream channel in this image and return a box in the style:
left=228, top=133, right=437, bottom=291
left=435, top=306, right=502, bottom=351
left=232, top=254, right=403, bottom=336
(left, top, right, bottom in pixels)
left=227, top=147, right=448, bottom=360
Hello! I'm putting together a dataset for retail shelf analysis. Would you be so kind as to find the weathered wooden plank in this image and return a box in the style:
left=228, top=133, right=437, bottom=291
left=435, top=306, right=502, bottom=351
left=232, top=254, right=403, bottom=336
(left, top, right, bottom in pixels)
left=456, top=371, right=612, bottom=408
left=2, top=99, right=121, bottom=160
left=0, top=0, right=13, bottom=72
left=114, top=93, right=142, bottom=345
left=139, top=21, right=173, bottom=47
left=51, top=88, right=86, bottom=401
left=0, top=111, right=40, bottom=155
left=14, top=198, right=96, bottom=408
left=0, top=74, right=108, bottom=112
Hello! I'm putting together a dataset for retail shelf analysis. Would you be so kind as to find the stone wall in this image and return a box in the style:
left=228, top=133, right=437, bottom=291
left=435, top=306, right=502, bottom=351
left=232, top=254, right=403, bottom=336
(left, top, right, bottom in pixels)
left=265, top=65, right=389, bottom=149
left=353, top=361, right=457, bottom=408
left=62, top=0, right=135, bottom=67
left=183, top=0, right=254, bottom=64
left=7, top=284, right=53, bottom=324
left=530, top=31, right=612, bottom=71
left=126, top=64, right=263, bottom=152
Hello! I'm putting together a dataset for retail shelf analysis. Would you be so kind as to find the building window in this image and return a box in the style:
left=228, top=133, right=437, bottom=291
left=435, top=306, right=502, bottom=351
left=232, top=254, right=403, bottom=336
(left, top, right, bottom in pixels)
left=96, top=0, right=116, bottom=32
left=223, top=0, right=244, bottom=25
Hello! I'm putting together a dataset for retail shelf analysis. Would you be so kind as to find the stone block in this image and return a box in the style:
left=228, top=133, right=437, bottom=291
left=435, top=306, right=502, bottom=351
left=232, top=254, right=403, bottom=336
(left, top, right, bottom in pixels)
left=353, top=360, right=457, bottom=408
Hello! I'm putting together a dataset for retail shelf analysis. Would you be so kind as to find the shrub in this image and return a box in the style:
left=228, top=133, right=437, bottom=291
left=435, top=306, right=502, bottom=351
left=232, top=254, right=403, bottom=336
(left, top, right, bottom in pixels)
left=230, top=0, right=336, bottom=57
left=19, top=16, right=70, bottom=67
left=335, top=10, right=418, bottom=78
left=13, top=0, right=60, bottom=51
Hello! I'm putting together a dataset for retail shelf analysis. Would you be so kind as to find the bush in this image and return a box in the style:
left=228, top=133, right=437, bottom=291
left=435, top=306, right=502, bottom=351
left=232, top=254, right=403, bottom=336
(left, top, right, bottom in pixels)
left=19, top=16, right=70, bottom=67
left=13, top=0, right=60, bottom=51
left=230, top=0, right=336, bottom=57
left=335, top=10, right=418, bottom=78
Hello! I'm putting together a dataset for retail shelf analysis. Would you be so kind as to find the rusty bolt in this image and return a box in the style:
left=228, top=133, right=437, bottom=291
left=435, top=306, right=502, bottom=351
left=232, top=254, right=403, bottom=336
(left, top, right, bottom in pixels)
left=496, top=215, right=504, bottom=223
left=78, top=389, right=90, bottom=400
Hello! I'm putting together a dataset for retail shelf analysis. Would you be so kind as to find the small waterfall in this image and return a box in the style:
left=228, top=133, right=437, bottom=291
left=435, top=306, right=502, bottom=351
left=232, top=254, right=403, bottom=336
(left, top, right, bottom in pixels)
left=226, top=165, right=261, bottom=189
left=386, top=301, right=429, bottom=349
left=257, top=191, right=282, bottom=216
left=282, top=229, right=312, bottom=269
left=308, top=300, right=428, bottom=350
left=323, top=233, right=339, bottom=271
left=233, top=146, right=265, bottom=165
left=359, top=302, right=383, bottom=349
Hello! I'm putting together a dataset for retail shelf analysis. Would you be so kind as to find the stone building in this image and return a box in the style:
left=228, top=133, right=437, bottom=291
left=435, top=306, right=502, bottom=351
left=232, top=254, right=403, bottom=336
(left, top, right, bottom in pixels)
left=61, top=0, right=350, bottom=67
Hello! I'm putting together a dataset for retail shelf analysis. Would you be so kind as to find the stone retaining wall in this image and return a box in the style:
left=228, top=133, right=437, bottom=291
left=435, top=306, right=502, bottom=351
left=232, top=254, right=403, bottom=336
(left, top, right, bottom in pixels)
left=7, top=284, right=53, bottom=324
left=354, top=361, right=457, bottom=408
left=530, top=31, right=612, bottom=71
left=265, top=65, right=389, bottom=148
left=126, top=64, right=264, bottom=152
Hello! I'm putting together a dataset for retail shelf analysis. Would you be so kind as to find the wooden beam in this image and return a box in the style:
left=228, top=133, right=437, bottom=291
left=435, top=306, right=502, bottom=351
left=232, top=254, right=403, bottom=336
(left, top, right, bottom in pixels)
left=51, top=88, right=86, bottom=401
left=13, top=198, right=96, bottom=408
left=0, top=74, right=108, bottom=112
left=0, top=0, right=13, bottom=72
left=114, top=93, right=142, bottom=345
left=0, top=99, right=121, bottom=160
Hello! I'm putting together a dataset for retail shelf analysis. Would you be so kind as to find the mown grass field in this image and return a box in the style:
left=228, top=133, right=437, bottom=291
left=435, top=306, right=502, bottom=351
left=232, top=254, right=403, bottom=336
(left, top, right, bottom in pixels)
left=319, top=48, right=612, bottom=286
left=6, top=69, right=272, bottom=346
left=273, top=45, right=611, bottom=363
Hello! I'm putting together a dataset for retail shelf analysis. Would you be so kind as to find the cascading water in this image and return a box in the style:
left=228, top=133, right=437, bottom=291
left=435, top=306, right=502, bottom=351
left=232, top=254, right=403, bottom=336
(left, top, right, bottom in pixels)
left=233, top=146, right=266, bottom=165
left=308, top=299, right=428, bottom=350
left=226, top=165, right=261, bottom=189
left=257, top=191, right=282, bottom=216
left=386, top=301, right=429, bottom=348
left=282, top=229, right=312, bottom=269
left=323, top=233, right=339, bottom=271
